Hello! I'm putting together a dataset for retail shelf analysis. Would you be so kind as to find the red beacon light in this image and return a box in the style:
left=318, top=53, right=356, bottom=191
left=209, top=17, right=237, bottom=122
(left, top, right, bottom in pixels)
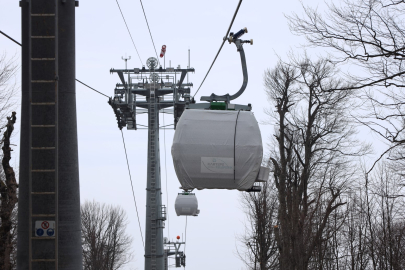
left=160, top=45, right=166, bottom=58
left=176, top=235, right=180, bottom=240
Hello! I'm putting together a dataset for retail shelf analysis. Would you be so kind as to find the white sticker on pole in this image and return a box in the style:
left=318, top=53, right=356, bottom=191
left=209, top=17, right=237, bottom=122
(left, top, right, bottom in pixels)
left=35, top=220, right=55, bottom=237
left=201, top=157, right=234, bottom=174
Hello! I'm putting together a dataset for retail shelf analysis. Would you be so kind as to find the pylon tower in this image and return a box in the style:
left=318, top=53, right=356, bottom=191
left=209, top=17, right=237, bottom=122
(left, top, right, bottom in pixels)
left=109, top=57, right=194, bottom=270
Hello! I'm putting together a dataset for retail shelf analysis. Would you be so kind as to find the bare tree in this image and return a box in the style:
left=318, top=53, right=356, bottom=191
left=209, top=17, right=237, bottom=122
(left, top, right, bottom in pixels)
left=363, top=162, right=405, bottom=270
left=0, top=54, right=18, bottom=270
left=289, top=0, right=405, bottom=89
left=341, top=190, right=370, bottom=270
left=0, top=112, right=18, bottom=270
left=81, top=201, right=133, bottom=270
left=239, top=2, right=405, bottom=265
left=238, top=181, right=279, bottom=270
left=265, top=56, right=367, bottom=270
left=0, top=54, right=17, bottom=128
left=288, top=0, right=405, bottom=170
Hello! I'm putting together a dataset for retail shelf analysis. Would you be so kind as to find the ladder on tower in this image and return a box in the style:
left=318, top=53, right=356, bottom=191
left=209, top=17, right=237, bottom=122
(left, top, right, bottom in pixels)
left=28, top=1, right=58, bottom=269
left=149, top=87, right=157, bottom=270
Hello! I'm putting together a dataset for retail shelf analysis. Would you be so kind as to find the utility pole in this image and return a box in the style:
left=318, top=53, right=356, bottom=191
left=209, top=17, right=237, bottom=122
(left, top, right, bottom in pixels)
left=109, top=57, right=194, bottom=270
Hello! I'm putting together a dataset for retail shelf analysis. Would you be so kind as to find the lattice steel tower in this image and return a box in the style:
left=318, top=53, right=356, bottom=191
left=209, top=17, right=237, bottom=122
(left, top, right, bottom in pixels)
left=109, top=57, right=194, bottom=270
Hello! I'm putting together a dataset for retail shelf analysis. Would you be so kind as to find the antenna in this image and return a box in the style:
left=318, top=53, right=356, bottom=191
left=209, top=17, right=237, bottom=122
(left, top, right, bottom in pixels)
left=122, top=55, right=131, bottom=70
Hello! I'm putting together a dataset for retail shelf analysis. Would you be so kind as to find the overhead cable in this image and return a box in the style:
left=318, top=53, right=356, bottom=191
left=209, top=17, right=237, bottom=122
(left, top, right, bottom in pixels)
left=184, top=216, right=188, bottom=269
left=1, top=30, right=110, bottom=99
left=193, top=0, right=243, bottom=98
left=0, top=30, right=21, bottom=46
left=121, top=130, right=145, bottom=248
left=138, top=0, right=160, bottom=62
left=115, top=0, right=143, bottom=65
left=76, top=79, right=109, bottom=98
left=162, top=113, right=170, bottom=239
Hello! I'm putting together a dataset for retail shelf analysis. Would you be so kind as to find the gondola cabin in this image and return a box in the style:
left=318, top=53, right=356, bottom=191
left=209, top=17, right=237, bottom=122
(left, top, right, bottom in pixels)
left=175, top=193, right=200, bottom=216
left=171, top=109, right=263, bottom=191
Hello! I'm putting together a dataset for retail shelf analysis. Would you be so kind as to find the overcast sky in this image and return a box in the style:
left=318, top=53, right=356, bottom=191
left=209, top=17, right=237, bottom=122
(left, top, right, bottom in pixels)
left=0, top=0, right=382, bottom=269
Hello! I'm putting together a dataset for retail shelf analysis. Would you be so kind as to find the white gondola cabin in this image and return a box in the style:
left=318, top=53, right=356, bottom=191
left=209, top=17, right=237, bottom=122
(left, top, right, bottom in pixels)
left=175, top=193, right=200, bottom=216
left=172, top=109, right=263, bottom=191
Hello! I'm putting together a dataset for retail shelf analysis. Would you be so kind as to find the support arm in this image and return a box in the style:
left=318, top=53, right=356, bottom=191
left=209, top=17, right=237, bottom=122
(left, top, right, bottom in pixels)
left=229, top=39, right=248, bottom=100
left=200, top=35, right=252, bottom=103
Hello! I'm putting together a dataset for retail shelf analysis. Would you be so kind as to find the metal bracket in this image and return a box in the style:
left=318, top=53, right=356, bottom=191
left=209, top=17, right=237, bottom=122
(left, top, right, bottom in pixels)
left=200, top=28, right=253, bottom=103
left=108, top=97, right=125, bottom=130
left=245, top=185, right=262, bottom=193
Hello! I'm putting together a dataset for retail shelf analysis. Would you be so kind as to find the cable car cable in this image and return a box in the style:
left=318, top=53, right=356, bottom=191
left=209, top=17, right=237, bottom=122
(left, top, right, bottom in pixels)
left=120, top=130, right=145, bottom=248
left=193, top=0, right=243, bottom=98
left=138, top=0, right=160, bottom=63
left=76, top=79, right=110, bottom=98
left=162, top=113, right=171, bottom=239
left=233, top=110, right=241, bottom=181
left=184, top=216, right=188, bottom=269
left=115, top=0, right=143, bottom=65
left=0, top=30, right=21, bottom=46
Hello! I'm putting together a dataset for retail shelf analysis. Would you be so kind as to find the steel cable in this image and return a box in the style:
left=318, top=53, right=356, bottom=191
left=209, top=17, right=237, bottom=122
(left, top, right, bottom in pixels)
left=115, top=0, right=143, bottom=65
left=120, top=129, right=145, bottom=248
left=75, top=79, right=109, bottom=98
left=139, top=0, right=160, bottom=63
left=162, top=113, right=171, bottom=239
left=184, top=216, right=188, bottom=269
left=0, top=30, right=21, bottom=46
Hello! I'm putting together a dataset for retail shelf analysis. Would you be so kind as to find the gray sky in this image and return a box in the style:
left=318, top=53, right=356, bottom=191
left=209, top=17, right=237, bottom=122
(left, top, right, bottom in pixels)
left=1, top=0, right=375, bottom=269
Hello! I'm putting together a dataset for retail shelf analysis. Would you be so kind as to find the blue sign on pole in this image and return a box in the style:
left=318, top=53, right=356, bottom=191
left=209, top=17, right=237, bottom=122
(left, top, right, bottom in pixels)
left=47, top=228, right=55, bottom=236
left=35, top=220, right=56, bottom=237
left=36, top=228, right=44, bottom=236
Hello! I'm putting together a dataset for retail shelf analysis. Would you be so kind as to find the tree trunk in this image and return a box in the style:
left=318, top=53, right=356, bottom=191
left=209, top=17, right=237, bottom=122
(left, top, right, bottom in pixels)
left=0, top=112, right=18, bottom=270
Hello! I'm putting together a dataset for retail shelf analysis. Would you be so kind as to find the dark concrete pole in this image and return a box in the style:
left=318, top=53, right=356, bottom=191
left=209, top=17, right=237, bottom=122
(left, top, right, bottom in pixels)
left=17, top=1, right=30, bottom=268
left=57, top=1, right=82, bottom=268
left=18, top=1, right=82, bottom=269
